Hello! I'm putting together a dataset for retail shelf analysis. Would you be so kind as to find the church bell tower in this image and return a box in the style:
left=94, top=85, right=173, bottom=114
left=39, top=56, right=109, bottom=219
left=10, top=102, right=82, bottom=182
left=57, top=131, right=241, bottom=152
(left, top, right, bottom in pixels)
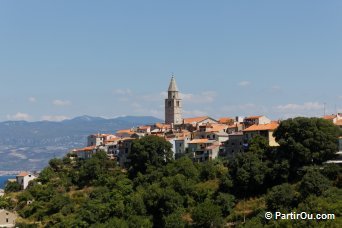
left=165, top=76, right=182, bottom=125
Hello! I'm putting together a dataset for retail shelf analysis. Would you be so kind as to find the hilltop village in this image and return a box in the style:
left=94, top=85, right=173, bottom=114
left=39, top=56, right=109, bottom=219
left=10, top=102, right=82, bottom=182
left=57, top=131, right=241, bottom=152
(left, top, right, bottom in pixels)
left=1, top=78, right=341, bottom=228
left=72, top=77, right=342, bottom=166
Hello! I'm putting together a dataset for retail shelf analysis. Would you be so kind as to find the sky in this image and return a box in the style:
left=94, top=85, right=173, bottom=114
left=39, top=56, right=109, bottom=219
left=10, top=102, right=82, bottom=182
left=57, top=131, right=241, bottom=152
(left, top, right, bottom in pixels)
left=0, top=1, right=341, bottom=122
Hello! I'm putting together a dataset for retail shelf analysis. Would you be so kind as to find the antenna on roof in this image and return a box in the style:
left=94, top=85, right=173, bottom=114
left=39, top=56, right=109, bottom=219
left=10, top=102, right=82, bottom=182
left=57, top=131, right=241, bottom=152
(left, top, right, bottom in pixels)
left=324, top=102, right=326, bottom=116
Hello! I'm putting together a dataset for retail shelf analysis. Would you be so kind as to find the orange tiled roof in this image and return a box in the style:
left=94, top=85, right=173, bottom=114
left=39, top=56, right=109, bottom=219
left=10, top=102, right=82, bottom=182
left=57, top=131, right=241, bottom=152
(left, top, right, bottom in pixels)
left=105, top=138, right=120, bottom=142
left=77, top=146, right=96, bottom=152
left=155, top=123, right=171, bottom=129
left=138, top=126, right=150, bottom=130
left=323, top=115, right=336, bottom=120
left=183, top=116, right=209, bottom=124
left=227, top=123, right=243, bottom=129
left=189, top=139, right=209, bottom=144
left=17, top=172, right=29, bottom=177
left=218, top=117, right=234, bottom=124
left=206, top=124, right=228, bottom=132
left=243, top=122, right=279, bottom=132
left=116, top=129, right=134, bottom=134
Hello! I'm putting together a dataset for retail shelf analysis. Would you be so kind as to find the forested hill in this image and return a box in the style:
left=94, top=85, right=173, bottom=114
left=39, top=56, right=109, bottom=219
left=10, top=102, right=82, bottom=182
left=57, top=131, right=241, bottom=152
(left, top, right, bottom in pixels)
left=1, top=117, right=341, bottom=227
left=0, top=115, right=162, bottom=146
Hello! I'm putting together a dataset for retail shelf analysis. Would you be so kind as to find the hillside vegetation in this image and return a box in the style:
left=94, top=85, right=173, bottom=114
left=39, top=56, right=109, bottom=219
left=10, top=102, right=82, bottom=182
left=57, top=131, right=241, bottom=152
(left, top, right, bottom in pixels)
left=1, top=117, right=341, bottom=227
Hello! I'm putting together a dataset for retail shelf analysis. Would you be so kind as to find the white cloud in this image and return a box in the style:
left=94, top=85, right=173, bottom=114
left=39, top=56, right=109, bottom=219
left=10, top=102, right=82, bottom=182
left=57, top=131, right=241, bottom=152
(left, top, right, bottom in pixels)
left=6, top=112, right=31, bottom=121
left=274, top=102, right=325, bottom=119
left=238, top=81, right=251, bottom=87
left=41, top=115, right=69, bottom=121
left=28, top=97, right=36, bottom=103
left=113, top=88, right=133, bottom=96
left=276, top=102, right=323, bottom=111
left=53, top=99, right=71, bottom=106
left=180, top=91, right=217, bottom=104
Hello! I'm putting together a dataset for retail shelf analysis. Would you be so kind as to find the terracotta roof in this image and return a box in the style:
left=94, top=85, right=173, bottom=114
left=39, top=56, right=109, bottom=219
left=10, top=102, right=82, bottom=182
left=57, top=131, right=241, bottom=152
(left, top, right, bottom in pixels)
left=245, top=115, right=263, bottom=120
left=183, top=116, right=209, bottom=124
left=323, top=115, right=336, bottom=120
left=205, top=124, right=228, bottom=132
left=155, top=123, right=171, bottom=129
left=200, top=124, right=228, bottom=132
left=116, top=129, right=134, bottom=134
left=189, top=139, right=209, bottom=144
left=243, top=122, right=279, bottom=132
left=105, top=138, right=120, bottom=142
left=138, top=126, right=150, bottom=130
left=227, top=123, right=243, bottom=129
left=74, top=146, right=96, bottom=152
left=17, top=172, right=29, bottom=177
left=218, top=117, right=234, bottom=124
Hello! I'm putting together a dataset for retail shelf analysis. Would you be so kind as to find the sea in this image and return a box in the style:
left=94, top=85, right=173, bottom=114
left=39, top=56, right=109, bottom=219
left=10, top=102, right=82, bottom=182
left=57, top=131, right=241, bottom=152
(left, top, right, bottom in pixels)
left=0, top=176, right=15, bottom=189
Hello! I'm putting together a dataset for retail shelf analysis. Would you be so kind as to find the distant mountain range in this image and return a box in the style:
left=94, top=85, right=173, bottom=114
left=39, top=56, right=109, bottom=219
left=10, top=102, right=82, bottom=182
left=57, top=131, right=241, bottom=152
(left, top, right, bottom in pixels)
left=0, top=115, right=162, bottom=171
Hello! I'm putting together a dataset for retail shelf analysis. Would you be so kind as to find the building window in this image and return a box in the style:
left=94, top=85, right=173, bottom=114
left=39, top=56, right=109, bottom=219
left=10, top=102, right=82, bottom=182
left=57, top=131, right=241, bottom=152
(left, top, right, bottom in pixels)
left=168, top=101, right=171, bottom=107
left=177, top=101, right=180, bottom=106
left=6, top=218, right=9, bottom=223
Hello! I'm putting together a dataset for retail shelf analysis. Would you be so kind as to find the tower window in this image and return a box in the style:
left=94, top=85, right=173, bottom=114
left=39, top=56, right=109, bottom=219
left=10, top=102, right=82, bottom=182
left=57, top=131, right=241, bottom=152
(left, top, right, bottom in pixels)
left=177, top=101, right=180, bottom=107
left=168, top=101, right=171, bottom=107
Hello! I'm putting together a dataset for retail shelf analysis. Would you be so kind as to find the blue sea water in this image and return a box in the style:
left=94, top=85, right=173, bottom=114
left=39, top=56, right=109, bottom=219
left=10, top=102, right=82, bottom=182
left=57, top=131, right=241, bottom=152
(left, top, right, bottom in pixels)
left=0, top=176, right=15, bottom=189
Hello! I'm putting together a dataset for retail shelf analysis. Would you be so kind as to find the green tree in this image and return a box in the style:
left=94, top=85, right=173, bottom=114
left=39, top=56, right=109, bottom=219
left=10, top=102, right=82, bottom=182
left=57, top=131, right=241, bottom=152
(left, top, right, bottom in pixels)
left=4, top=181, right=21, bottom=193
left=128, top=135, right=173, bottom=176
left=229, top=151, right=269, bottom=196
left=192, top=200, right=223, bottom=227
left=299, top=168, right=331, bottom=199
left=215, top=193, right=235, bottom=216
left=274, top=117, right=341, bottom=175
left=0, top=196, right=13, bottom=209
left=265, top=183, right=298, bottom=211
left=164, top=209, right=187, bottom=228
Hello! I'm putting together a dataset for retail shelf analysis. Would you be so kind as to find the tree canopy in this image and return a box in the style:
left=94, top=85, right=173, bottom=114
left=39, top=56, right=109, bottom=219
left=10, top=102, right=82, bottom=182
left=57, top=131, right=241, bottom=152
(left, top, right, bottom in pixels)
left=274, top=117, right=340, bottom=172
left=5, top=118, right=342, bottom=227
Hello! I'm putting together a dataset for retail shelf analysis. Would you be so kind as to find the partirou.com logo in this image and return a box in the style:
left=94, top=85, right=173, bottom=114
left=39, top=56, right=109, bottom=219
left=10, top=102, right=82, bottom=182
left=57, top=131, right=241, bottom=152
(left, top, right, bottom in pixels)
left=265, top=212, right=335, bottom=220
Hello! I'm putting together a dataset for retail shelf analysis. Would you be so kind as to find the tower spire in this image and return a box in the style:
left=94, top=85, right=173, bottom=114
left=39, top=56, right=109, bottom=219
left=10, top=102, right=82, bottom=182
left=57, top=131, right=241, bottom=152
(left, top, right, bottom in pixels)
left=168, top=75, right=179, bottom=91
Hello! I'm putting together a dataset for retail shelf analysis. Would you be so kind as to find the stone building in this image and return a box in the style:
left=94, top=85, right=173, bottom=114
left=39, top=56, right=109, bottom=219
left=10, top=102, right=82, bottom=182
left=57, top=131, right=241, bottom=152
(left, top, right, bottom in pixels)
left=165, top=76, right=182, bottom=125
left=0, top=210, right=17, bottom=228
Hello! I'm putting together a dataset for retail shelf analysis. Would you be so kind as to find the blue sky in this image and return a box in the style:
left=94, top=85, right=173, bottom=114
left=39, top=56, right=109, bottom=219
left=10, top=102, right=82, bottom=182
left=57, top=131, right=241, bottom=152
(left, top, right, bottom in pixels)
left=0, top=1, right=341, bottom=121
